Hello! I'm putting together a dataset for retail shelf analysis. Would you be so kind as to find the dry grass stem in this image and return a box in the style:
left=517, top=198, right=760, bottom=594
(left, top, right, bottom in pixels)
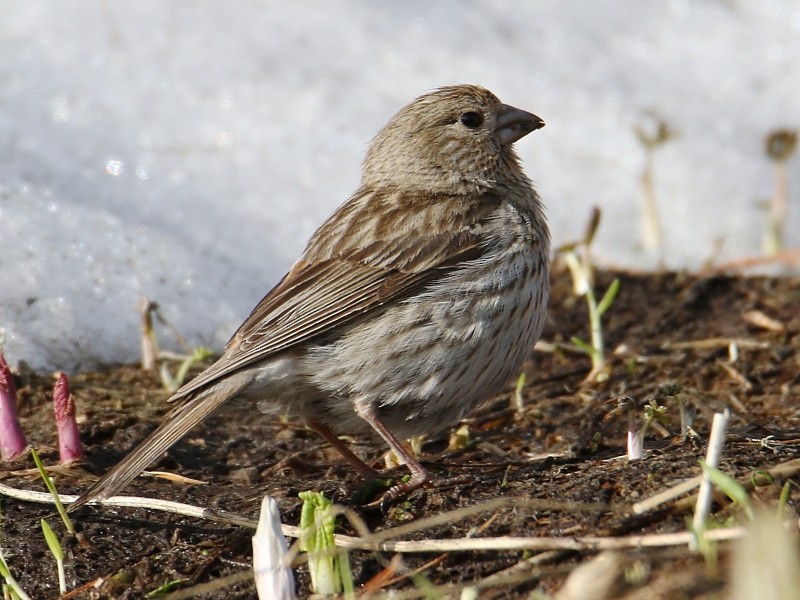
left=632, top=476, right=703, bottom=514
left=0, top=482, right=753, bottom=554
left=663, top=338, right=769, bottom=351
left=691, top=410, right=730, bottom=547
left=741, top=309, right=785, bottom=332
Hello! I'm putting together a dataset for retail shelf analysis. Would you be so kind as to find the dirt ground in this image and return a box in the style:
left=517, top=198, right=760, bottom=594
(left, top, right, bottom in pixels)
left=2, top=265, right=799, bottom=599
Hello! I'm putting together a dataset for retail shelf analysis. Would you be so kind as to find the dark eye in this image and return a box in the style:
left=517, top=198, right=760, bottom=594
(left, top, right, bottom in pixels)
left=459, top=111, right=483, bottom=128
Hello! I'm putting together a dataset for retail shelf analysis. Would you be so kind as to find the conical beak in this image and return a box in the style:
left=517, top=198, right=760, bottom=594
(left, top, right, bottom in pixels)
left=495, top=104, right=544, bottom=145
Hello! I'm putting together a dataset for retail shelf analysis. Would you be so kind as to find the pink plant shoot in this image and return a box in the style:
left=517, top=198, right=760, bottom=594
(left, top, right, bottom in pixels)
left=53, top=373, right=83, bottom=463
left=0, top=353, right=27, bottom=461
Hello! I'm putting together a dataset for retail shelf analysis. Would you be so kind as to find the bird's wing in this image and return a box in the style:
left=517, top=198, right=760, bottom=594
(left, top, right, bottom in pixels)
left=169, top=204, right=490, bottom=401
left=67, top=196, right=493, bottom=510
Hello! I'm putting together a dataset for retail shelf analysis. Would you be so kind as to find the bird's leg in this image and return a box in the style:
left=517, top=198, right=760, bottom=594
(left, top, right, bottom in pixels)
left=355, top=404, right=430, bottom=506
left=303, top=417, right=379, bottom=480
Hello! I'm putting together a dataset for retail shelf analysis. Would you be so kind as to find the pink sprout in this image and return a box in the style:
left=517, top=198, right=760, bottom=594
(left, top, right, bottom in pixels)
left=0, top=353, right=27, bottom=461
left=627, top=428, right=644, bottom=461
left=53, top=373, right=84, bottom=464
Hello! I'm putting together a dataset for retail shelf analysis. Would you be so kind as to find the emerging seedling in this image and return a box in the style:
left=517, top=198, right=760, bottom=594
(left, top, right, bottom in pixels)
left=560, top=208, right=620, bottom=383
left=41, top=519, right=66, bottom=594
left=618, top=396, right=642, bottom=460
left=656, top=383, right=694, bottom=440
left=634, top=116, right=676, bottom=260
left=762, top=129, right=797, bottom=255
left=0, top=353, right=27, bottom=461
left=139, top=299, right=212, bottom=391
left=252, top=496, right=295, bottom=599
left=611, top=395, right=669, bottom=460
left=298, top=491, right=353, bottom=597
left=0, top=548, right=32, bottom=600
left=160, top=346, right=214, bottom=393
left=139, top=298, right=159, bottom=371
left=31, top=447, right=75, bottom=534
left=699, top=459, right=753, bottom=521
left=384, top=435, right=425, bottom=469
left=447, top=423, right=471, bottom=452
left=53, top=373, right=84, bottom=464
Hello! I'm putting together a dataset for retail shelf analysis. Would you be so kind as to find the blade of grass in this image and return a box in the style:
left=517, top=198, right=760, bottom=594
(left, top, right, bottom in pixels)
left=0, top=549, right=32, bottom=600
left=31, top=448, right=75, bottom=534
left=596, top=278, right=620, bottom=317
left=41, top=519, right=66, bottom=593
left=699, top=460, right=753, bottom=520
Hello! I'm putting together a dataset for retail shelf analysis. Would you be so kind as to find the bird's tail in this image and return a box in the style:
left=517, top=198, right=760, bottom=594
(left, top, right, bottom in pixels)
left=68, top=375, right=249, bottom=512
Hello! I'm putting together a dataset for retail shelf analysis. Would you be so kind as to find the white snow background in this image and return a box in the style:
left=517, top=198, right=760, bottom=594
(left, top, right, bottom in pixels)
left=1, top=1, right=799, bottom=371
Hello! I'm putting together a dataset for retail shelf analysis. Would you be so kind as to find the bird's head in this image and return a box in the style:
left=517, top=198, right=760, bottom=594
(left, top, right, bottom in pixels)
left=362, top=85, right=544, bottom=193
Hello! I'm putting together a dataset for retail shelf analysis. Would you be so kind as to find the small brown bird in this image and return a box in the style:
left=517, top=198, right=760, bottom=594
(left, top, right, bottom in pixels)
left=70, top=84, right=549, bottom=510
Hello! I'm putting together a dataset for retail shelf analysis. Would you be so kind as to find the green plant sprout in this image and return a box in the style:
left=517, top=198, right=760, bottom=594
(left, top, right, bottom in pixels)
left=160, top=346, right=214, bottom=393
left=0, top=548, right=32, bottom=600
left=384, top=435, right=425, bottom=470
left=298, top=491, right=353, bottom=597
left=649, top=383, right=691, bottom=439
left=693, top=459, right=798, bottom=594
left=40, top=519, right=66, bottom=594
left=447, top=423, right=471, bottom=452
left=560, top=207, right=620, bottom=383
left=762, top=129, right=797, bottom=255
left=699, top=460, right=753, bottom=521
left=692, top=459, right=753, bottom=572
left=776, top=481, right=791, bottom=522
left=146, top=578, right=189, bottom=597
left=31, top=447, right=74, bottom=534
left=634, top=116, right=676, bottom=260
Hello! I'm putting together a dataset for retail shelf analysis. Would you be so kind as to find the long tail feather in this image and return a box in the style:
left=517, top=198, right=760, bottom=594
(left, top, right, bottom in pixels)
left=68, top=375, right=249, bottom=512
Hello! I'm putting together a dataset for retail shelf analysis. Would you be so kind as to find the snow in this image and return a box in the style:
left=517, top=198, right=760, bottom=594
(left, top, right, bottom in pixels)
left=1, top=1, right=799, bottom=370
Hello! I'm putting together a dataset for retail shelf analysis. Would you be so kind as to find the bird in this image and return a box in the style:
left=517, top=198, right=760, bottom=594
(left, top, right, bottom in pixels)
left=69, top=84, right=549, bottom=511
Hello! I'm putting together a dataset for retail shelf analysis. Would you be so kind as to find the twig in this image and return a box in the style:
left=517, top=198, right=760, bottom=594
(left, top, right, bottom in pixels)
left=632, top=476, right=703, bottom=514
left=0, top=483, right=753, bottom=553
left=691, top=410, right=730, bottom=549
left=671, top=457, right=800, bottom=513
left=741, top=309, right=785, bottom=333
left=634, top=455, right=800, bottom=517
left=664, top=338, right=769, bottom=351
left=476, top=549, right=567, bottom=591
left=0, top=484, right=257, bottom=528
left=716, top=360, right=753, bottom=391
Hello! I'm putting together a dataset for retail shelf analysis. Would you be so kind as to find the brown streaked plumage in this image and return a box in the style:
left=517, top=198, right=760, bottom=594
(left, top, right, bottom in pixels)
left=69, top=84, right=549, bottom=510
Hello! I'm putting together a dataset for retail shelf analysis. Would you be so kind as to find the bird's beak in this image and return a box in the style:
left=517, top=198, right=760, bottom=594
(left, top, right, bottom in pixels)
left=495, top=105, right=544, bottom=145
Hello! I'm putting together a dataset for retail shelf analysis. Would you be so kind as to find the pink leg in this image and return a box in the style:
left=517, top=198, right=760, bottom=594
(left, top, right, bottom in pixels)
left=303, top=418, right=379, bottom=480
left=355, top=404, right=430, bottom=504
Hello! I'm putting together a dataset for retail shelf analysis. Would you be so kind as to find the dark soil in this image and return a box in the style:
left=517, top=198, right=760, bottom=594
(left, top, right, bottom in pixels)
left=2, top=266, right=800, bottom=599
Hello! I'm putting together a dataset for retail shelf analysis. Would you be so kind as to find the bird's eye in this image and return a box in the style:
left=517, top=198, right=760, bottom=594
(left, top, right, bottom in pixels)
left=459, top=111, right=483, bottom=128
